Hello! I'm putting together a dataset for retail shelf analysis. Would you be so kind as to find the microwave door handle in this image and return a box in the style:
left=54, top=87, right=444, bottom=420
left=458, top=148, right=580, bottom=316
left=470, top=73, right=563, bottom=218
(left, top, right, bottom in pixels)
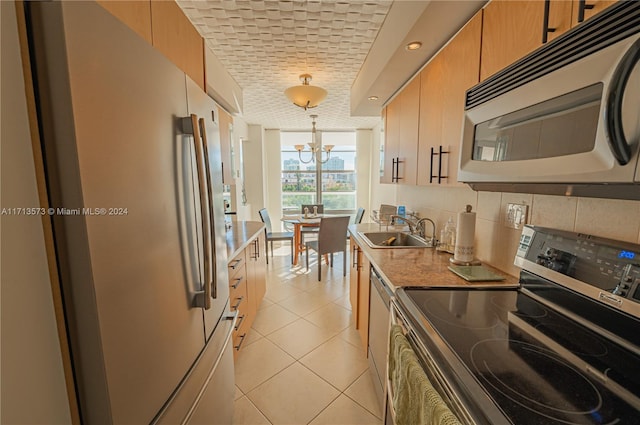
left=606, top=38, right=640, bottom=166
left=198, top=117, right=217, bottom=300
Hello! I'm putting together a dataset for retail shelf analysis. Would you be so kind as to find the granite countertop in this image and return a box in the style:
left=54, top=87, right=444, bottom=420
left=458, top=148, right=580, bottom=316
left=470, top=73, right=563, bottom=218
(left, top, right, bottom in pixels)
left=349, top=223, right=519, bottom=291
left=226, top=221, right=265, bottom=260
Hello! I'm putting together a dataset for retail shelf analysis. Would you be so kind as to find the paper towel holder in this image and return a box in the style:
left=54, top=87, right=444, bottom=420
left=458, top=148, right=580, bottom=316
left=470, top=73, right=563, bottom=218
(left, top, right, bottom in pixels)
left=450, top=204, right=481, bottom=265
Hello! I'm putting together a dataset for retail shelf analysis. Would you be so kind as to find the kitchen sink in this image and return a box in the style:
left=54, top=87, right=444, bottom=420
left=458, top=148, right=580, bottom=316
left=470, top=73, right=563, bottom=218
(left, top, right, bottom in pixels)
left=357, top=231, right=433, bottom=249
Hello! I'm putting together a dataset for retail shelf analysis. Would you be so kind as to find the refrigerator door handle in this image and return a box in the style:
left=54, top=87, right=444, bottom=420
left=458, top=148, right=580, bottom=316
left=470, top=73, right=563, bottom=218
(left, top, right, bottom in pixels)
left=198, top=117, right=217, bottom=300
left=184, top=114, right=212, bottom=310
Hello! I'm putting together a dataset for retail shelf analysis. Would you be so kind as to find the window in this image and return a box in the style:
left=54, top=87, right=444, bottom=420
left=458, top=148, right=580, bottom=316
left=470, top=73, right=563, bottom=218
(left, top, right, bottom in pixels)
left=281, top=131, right=356, bottom=214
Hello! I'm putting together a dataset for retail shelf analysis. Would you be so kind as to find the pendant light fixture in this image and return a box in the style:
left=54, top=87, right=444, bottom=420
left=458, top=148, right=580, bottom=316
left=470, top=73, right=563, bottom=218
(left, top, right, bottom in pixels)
left=284, top=74, right=328, bottom=110
left=294, top=115, right=333, bottom=164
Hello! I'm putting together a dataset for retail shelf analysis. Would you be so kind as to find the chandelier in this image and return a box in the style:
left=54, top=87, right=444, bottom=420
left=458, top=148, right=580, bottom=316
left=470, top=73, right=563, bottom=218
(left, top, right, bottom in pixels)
left=294, top=115, right=334, bottom=164
left=284, top=74, right=327, bottom=110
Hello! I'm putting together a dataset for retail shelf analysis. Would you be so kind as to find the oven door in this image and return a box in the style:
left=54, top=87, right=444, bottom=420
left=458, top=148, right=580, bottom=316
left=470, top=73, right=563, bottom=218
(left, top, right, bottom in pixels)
left=459, top=33, right=640, bottom=190
left=388, top=297, right=508, bottom=425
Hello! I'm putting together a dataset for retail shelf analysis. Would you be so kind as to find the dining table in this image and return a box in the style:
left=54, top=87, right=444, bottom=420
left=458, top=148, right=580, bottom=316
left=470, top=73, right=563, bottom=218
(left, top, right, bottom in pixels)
left=281, top=214, right=323, bottom=266
left=282, top=213, right=350, bottom=266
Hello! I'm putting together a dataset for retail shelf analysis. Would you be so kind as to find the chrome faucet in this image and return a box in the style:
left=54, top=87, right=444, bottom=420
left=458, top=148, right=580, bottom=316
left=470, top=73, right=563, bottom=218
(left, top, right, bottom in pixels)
left=389, top=215, right=418, bottom=234
left=416, top=218, right=436, bottom=243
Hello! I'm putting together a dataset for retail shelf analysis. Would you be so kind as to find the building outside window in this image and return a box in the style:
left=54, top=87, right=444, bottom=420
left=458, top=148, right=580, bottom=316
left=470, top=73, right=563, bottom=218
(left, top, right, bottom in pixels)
left=281, top=131, right=356, bottom=215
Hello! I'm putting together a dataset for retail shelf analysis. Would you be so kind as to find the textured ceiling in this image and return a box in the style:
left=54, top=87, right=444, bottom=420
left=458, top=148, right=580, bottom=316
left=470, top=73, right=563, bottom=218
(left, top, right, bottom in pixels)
left=177, top=0, right=393, bottom=130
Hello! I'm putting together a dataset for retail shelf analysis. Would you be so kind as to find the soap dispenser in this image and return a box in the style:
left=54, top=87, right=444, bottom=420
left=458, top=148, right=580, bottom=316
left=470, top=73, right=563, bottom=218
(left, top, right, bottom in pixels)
left=443, top=216, right=456, bottom=253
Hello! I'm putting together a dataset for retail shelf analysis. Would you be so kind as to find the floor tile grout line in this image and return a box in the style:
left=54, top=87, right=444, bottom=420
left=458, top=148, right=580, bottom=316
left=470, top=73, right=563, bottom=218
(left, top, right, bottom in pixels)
left=342, top=369, right=384, bottom=420
left=237, top=250, right=380, bottom=424
left=238, top=393, right=274, bottom=425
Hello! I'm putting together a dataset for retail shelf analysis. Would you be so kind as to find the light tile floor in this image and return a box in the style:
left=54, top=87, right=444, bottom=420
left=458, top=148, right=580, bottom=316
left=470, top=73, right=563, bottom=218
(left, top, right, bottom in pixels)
left=233, top=244, right=383, bottom=425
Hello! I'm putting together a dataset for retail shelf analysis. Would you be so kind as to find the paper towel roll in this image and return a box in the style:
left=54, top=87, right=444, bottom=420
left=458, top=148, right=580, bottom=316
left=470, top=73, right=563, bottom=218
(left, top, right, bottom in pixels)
left=454, top=205, right=475, bottom=263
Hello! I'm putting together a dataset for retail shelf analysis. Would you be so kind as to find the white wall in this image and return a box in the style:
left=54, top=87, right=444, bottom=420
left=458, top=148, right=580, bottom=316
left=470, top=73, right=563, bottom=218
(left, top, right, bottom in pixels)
left=264, top=129, right=283, bottom=230
left=243, top=124, right=265, bottom=221
left=355, top=129, right=373, bottom=222
left=1, top=2, right=72, bottom=422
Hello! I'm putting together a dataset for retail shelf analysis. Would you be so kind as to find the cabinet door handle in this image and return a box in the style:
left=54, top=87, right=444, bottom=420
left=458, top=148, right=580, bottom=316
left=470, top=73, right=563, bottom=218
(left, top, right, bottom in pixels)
left=392, top=157, right=403, bottom=182
left=229, top=258, right=243, bottom=270
left=231, top=276, right=244, bottom=290
left=437, top=145, right=449, bottom=184
left=430, top=146, right=449, bottom=184
left=577, top=0, right=595, bottom=23
left=352, top=245, right=358, bottom=268
left=429, top=147, right=435, bottom=184
left=234, top=314, right=246, bottom=331
left=391, top=158, right=397, bottom=182
left=231, top=296, right=244, bottom=311
left=234, top=333, right=246, bottom=351
left=542, top=0, right=556, bottom=44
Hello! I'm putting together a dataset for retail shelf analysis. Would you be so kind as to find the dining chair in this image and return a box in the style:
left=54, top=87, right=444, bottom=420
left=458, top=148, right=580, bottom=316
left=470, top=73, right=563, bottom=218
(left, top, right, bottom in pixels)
left=347, top=207, right=366, bottom=241
left=305, top=216, right=350, bottom=281
left=258, top=208, right=294, bottom=264
left=300, top=204, right=324, bottom=245
left=354, top=207, right=365, bottom=224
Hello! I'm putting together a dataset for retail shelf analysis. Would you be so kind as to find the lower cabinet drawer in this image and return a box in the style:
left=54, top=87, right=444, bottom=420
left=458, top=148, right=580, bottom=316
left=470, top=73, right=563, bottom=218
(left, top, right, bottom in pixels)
left=232, top=310, right=251, bottom=356
left=229, top=272, right=246, bottom=303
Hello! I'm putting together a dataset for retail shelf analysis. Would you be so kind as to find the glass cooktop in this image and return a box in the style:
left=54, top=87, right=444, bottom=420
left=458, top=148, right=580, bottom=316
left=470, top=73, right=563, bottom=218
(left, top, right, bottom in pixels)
left=400, top=286, right=640, bottom=424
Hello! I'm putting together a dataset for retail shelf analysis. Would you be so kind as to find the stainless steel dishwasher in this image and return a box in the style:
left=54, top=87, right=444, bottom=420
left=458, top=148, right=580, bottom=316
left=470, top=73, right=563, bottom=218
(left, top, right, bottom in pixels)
left=368, top=267, right=393, bottom=411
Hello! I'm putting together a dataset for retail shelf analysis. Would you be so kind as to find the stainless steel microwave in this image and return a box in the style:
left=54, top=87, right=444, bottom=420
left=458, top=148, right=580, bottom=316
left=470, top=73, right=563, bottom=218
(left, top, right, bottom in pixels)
left=459, top=3, right=640, bottom=200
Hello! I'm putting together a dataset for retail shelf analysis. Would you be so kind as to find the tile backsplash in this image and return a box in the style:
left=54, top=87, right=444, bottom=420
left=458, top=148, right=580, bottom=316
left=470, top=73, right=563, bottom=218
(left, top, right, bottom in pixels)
left=392, top=185, right=640, bottom=277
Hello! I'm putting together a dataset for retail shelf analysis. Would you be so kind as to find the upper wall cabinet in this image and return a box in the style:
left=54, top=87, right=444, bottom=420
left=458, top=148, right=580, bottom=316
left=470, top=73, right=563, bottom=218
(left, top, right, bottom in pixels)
left=417, top=12, right=482, bottom=186
left=97, top=1, right=152, bottom=44
left=151, top=1, right=205, bottom=91
left=99, top=1, right=205, bottom=90
left=481, top=0, right=618, bottom=81
left=572, top=0, right=617, bottom=23
left=381, top=76, right=420, bottom=185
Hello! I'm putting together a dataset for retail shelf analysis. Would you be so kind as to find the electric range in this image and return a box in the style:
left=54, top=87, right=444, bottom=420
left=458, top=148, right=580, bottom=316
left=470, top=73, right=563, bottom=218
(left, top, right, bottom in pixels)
left=391, top=225, right=640, bottom=424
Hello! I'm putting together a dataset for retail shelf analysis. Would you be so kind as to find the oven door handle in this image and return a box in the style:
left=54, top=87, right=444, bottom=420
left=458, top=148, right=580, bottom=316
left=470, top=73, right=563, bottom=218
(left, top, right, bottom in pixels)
left=606, top=37, right=640, bottom=166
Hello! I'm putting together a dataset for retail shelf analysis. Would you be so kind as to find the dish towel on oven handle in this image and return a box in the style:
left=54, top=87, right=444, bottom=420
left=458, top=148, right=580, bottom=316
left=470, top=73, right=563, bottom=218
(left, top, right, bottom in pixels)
left=389, top=325, right=462, bottom=425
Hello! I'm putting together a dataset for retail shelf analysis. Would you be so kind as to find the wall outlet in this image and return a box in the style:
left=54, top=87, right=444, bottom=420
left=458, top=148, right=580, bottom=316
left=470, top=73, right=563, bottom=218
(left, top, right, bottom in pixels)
left=504, top=203, right=528, bottom=229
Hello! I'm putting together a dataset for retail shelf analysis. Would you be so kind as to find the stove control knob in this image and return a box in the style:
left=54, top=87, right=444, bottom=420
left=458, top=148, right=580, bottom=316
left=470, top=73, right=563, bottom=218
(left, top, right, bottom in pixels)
left=624, top=275, right=633, bottom=283
left=620, top=283, right=630, bottom=290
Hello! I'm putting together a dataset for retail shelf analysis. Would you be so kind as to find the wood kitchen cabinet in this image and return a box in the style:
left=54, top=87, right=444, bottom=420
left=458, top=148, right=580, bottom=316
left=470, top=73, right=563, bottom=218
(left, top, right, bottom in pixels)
left=418, top=12, right=481, bottom=186
left=380, top=100, right=399, bottom=184
left=97, top=0, right=152, bottom=44
left=228, top=250, right=249, bottom=359
left=246, top=233, right=266, bottom=318
left=481, top=0, right=618, bottom=81
left=349, top=238, right=371, bottom=356
left=228, top=232, right=266, bottom=358
left=381, top=76, right=420, bottom=185
left=150, top=1, right=205, bottom=91
left=218, top=107, right=234, bottom=185
left=98, top=1, right=206, bottom=90
left=417, top=51, right=444, bottom=186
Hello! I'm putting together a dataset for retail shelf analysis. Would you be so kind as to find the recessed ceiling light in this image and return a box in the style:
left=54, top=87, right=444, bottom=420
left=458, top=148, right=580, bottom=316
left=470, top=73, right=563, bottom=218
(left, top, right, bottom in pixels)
left=405, top=41, right=422, bottom=51
left=368, top=96, right=379, bottom=101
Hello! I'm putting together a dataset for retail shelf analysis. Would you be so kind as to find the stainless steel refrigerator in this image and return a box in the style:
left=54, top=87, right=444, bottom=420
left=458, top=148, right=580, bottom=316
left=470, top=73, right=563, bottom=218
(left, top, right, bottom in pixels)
left=25, top=2, right=235, bottom=423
